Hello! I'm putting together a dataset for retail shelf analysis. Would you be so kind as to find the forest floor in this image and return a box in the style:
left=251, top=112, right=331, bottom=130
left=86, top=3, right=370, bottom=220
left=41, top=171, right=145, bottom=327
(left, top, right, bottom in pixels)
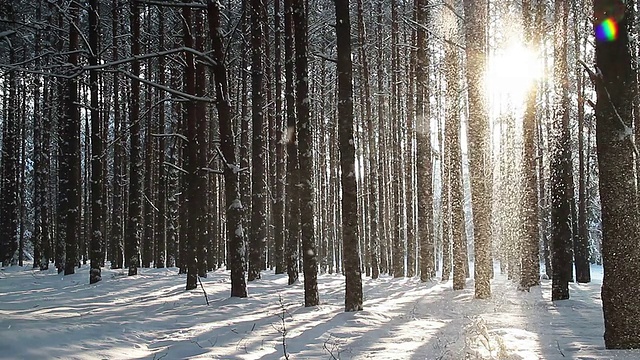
left=0, top=262, right=638, bottom=360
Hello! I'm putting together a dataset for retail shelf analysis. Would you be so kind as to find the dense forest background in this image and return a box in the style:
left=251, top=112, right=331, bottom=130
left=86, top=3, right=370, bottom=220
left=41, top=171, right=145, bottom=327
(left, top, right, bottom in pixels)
left=0, top=0, right=638, bottom=349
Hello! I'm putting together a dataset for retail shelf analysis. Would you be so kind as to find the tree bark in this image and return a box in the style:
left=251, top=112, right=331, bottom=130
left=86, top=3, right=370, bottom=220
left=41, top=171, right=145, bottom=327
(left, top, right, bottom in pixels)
left=594, top=0, right=640, bottom=348
left=249, top=0, right=267, bottom=281
left=447, top=43, right=465, bottom=291
left=293, top=0, right=319, bottom=307
left=63, top=3, right=81, bottom=276
left=416, top=0, right=434, bottom=281
left=273, top=0, right=287, bottom=275
left=462, top=0, right=491, bottom=299
left=335, top=0, right=362, bottom=312
left=550, top=0, right=572, bottom=301
left=126, top=0, right=143, bottom=277
left=156, top=6, right=167, bottom=269
left=208, top=0, right=248, bottom=298
left=110, top=0, right=124, bottom=270
left=89, top=0, right=103, bottom=284
left=356, top=0, right=379, bottom=281
left=284, top=0, right=299, bottom=286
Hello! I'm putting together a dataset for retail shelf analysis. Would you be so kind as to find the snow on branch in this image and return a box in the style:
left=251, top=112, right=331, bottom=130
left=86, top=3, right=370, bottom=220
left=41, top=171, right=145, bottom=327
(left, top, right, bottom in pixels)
left=0, top=47, right=217, bottom=80
left=135, top=0, right=208, bottom=8
left=120, top=70, right=215, bottom=103
left=151, top=133, right=188, bottom=142
left=163, top=161, right=189, bottom=174
left=0, top=30, right=15, bottom=39
left=200, top=167, right=224, bottom=175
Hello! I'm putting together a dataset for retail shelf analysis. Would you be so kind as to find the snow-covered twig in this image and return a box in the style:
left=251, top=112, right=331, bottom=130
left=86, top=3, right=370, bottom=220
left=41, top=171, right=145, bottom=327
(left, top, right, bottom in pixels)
left=163, top=161, right=189, bottom=174
left=275, top=293, right=291, bottom=360
left=0, top=30, right=15, bottom=39
left=135, top=0, right=208, bottom=8
left=556, top=340, right=565, bottom=357
left=313, top=52, right=337, bottom=63
left=323, top=333, right=343, bottom=360
left=197, top=276, right=210, bottom=306
left=120, top=70, right=214, bottom=103
left=200, top=167, right=224, bottom=175
left=151, top=133, right=188, bottom=142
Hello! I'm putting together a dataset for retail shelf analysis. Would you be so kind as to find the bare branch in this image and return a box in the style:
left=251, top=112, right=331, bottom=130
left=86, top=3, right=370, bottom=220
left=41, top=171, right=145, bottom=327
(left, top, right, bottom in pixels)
left=135, top=0, right=207, bottom=8
left=151, top=133, right=188, bottom=141
left=200, top=167, right=224, bottom=175
left=119, top=70, right=215, bottom=102
left=313, top=52, right=337, bottom=63
left=163, top=161, right=189, bottom=174
left=0, top=30, right=16, bottom=39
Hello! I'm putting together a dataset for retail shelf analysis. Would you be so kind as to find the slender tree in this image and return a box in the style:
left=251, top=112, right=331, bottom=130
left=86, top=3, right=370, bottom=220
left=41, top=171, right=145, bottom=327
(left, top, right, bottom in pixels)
left=335, top=0, right=362, bottom=312
left=183, top=3, right=199, bottom=290
left=63, top=2, right=81, bottom=276
left=356, top=0, right=379, bottom=280
left=448, top=42, right=465, bottom=292
left=0, top=3, right=18, bottom=266
left=273, top=0, right=286, bottom=275
left=284, top=0, right=299, bottom=286
left=550, top=0, right=572, bottom=301
left=89, top=0, right=103, bottom=284
left=391, top=0, right=405, bottom=278
left=416, top=0, right=434, bottom=281
left=462, top=0, right=491, bottom=299
left=573, top=0, right=590, bottom=284
left=126, top=0, right=143, bottom=277
left=156, top=6, right=167, bottom=269
left=249, top=0, right=267, bottom=281
left=293, top=0, right=319, bottom=307
left=32, top=0, right=44, bottom=269
left=110, top=0, right=124, bottom=270
left=208, top=0, right=248, bottom=297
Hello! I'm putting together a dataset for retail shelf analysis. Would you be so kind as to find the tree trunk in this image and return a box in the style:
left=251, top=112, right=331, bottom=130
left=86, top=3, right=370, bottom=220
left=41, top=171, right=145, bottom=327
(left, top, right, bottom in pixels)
left=284, top=0, right=300, bottom=286
left=573, top=0, right=590, bottom=284
left=594, top=0, right=640, bottom=348
left=335, top=0, right=362, bottom=312
left=355, top=0, right=379, bottom=281
left=126, top=0, right=143, bottom=277
left=273, top=0, right=286, bottom=275
left=416, top=0, right=434, bottom=281
left=447, top=44, right=465, bottom=291
left=249, top=0, right=267, bottom=281
left=441, top=123, right=452, bottom=282
left=194, top=9, right=209, bottom=278
left=390, top=0, right=404, bottom=279
left=110, top=0, right=124, bottom=270
left=462, top=0, right=491, bottom=299
left=89, top=0, right=103, bottom=284
left=550, top=0, right=572, bottom=301
left=293, top=0, right=319, bottom=307
left=32, top=0, right=44, bottom=269
left=208, top=0, right=248, bottom=298
left=63, top=3, right=81, bottom=276
left=156, top=6, right=167, bottom=269
left=518, top=0, right=541, bottom=290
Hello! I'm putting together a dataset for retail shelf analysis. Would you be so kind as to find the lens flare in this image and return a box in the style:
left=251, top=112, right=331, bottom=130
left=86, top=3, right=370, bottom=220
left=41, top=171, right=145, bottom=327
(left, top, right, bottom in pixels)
left=595, top=18, right=618, bottom=42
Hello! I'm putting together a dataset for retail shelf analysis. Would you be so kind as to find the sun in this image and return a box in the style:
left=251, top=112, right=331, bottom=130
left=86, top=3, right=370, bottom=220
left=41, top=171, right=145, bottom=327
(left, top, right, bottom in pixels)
left=485, top=42, right=543, bottom=116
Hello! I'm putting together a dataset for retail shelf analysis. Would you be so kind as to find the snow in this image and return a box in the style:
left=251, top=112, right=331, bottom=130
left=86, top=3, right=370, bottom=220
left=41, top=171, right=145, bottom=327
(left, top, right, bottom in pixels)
left=0, top=263, right=638, bottom=360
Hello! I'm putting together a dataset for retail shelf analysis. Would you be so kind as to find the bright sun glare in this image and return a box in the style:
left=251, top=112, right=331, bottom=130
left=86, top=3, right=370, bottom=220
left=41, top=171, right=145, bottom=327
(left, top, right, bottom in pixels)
left=485, top=43, right=543, bottom=116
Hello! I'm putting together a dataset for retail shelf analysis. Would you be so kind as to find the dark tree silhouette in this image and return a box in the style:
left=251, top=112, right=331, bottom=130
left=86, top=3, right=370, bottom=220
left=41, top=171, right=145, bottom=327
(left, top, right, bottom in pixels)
left=335, top=0, right=362, bottom=312
left=594, top=0, right=640, bottom=348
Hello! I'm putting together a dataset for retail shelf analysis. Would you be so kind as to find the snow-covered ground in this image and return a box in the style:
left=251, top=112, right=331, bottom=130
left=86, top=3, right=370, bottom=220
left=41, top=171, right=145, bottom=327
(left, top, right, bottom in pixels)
left=0, top=263, right=638, bottom=360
